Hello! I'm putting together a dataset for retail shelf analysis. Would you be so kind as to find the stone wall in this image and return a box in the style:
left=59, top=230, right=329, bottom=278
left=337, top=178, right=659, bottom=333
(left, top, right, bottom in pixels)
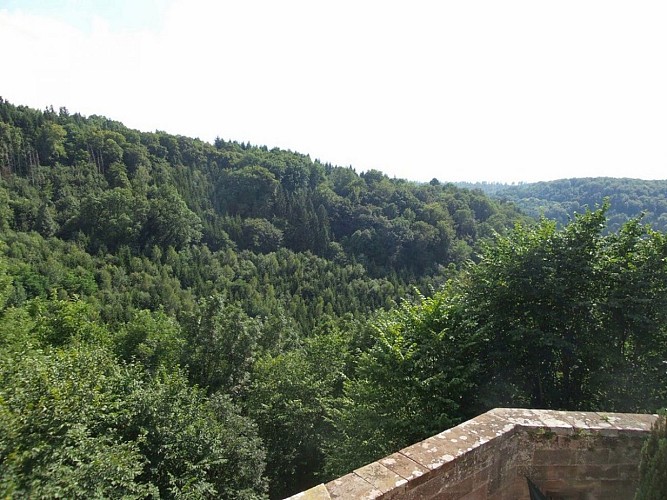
left=287, top=408, right=656, bottom=500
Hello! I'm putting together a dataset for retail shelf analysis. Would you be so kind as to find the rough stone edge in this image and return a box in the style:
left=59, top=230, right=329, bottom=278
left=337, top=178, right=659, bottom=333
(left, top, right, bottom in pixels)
left=285, top=482, right=331, bottom=500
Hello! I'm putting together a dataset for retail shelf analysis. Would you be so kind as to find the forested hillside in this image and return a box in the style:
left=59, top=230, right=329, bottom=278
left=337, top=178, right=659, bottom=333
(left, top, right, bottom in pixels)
left=0, top=99, right=523, bottom=498
left=1, top=100, right=666, bottom=499
left=458, top=178, right=667, bottom=232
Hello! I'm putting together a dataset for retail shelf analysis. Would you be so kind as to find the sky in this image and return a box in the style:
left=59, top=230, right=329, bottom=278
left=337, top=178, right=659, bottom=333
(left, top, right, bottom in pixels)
left=1, top=0, right=666, bottom=183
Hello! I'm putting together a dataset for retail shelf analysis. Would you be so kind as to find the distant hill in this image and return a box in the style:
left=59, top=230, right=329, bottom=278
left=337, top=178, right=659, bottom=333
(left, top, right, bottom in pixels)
left=0, top=98, right=528, bottom=334
left=457, top=178, right=667, bottom=232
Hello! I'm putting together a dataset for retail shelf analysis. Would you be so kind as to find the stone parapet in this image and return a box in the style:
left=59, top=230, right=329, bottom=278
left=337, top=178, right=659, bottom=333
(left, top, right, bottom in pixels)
left=286, top=408, right=656, bottom=500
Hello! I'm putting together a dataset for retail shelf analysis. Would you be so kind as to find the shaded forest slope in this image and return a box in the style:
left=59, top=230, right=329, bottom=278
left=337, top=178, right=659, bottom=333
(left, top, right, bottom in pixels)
left=0, top=98, right=527, bottom=322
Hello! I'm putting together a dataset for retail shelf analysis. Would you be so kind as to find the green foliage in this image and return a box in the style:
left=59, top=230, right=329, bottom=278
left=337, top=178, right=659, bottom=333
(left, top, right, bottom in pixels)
left=0, top=251, right=11, bottom=311
left=325, top=289, right=479, bottom=476
left=216, top=166, right=279, bottom=218
left=0, top=346, right=155, bottom=499
left=636, top=413, right=667, bottom=500
left=0, top=187, right=12, bottom=232
left=468, top=211, right=607, bottom=408
left=115, top=309, right=185, bottom=373
left=183, top=295, right=263, bottom=396
left=35, top=122, right=66, bottom=166
left=0, top=334, right=267, bottom=499
left=141, top=185, right=202, bottom=250
left=30, top=296, right=110, bottom=347
left=246, top=328, right=350, bottom=498
left=79, top=187, right=146, bottom=252
left=467, top=207, right=667, bottom=411
left=127, top=371, right=268, bottom=499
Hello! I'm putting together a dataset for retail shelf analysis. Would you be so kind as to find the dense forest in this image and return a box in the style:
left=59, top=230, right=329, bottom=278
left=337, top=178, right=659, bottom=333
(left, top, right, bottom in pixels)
left=458, top=178, right=667, bottom=232
left=1, top=99, right=666, bottom=499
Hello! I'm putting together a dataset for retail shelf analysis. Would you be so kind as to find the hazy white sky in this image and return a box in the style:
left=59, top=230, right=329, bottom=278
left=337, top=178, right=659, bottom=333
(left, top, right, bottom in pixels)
left=1, top=0, right=666, bottom=183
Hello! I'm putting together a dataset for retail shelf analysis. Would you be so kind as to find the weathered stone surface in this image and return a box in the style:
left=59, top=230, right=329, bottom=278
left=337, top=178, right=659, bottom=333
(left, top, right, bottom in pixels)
left=325, top=472, right=383, bottom=499
left=400, top=434, right=461, bottom=472
left=490, top=408, right=575, bottom=435
left=460, top=484, right=488, bottom=500
left=575, top=446, right=610, bottom=465
left=285, top=483, right=331, bottom=500
left=400, top=471, right=475, bottom=500
left=552, top=410, right=617, bottom=432
left=440, top=411, right=518, bottom=451
left=400, top=410, right=520, bottom=474
left=465, top=411, right=517, bottom=436
left=378, top=452, right=429, bottom=482
left=598, top=411, right=657, bottom=433
left=354, top=462, right=408, bottom=496
left=532, top=448, right=576, bottom=466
